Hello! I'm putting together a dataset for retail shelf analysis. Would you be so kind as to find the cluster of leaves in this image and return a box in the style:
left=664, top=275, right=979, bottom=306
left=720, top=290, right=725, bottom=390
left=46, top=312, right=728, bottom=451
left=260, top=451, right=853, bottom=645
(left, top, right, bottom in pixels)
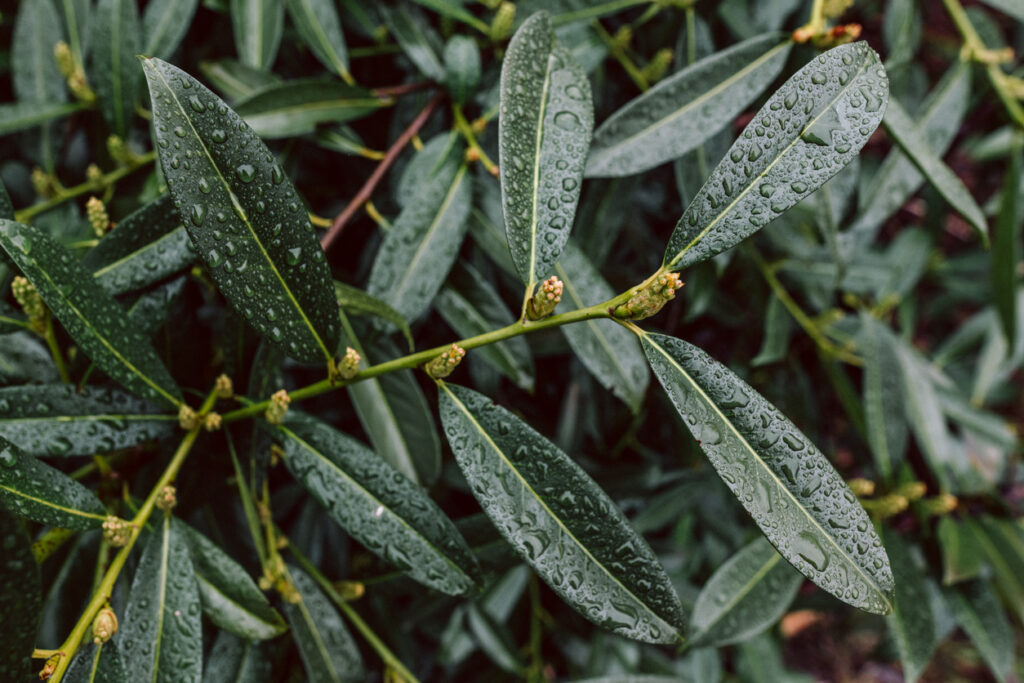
left=0, top=0, right=1020, bottom=681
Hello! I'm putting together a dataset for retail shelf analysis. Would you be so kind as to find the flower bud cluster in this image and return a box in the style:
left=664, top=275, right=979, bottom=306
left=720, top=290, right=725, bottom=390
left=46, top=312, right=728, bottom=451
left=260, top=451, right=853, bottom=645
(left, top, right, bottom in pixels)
left=527, top=276, right=563, bottom=320
left=331, top=347, right=361, bottom=383
left=425, top=344, right=466, bottom=379
left=155, top=485, right=177, bottom=512
left=92, top=607, right=118, bottom=644
left=12, top=276, right=47, bottom=333
left=613, top=272, right=683, bottom=320
left=265, top=389, right=291, bottom=425
left=102, top=516, right=133, bottom=547
left=86, top=196, right=110, bottom=237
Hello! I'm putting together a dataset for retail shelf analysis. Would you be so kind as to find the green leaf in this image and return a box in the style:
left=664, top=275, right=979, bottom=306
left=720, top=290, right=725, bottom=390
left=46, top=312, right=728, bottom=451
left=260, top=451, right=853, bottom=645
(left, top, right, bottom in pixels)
left=380, top=5, right=445, bottom=81
left=0, top=180, right=13, bottom=221
left=314, top=125, right=370, bottom=158
left=663, top=41, right=888, bottom=271
left=198, top=59, right=282, bottom=102
left=936, top=516, right=983, bottom=585
left=234, top=80, right=387, bottom=139
left=64, top=642, right=127, bottom=683
left=881, top=98, right=988, bottom=245
left=500, top=12, right=594, bottom=295
left=333, top=281, right=413, bottom=350
left=436, top=263, right=535, bottom=391
left=286, top=0, right=351, bottom=80
left=396, top=132, right=456, bottom=208
left=0, top=302, right=29, bottom=335
left=586, top=34, right=791, bottom=178
left=120, top=514, right=203, bottom=682
left=0, top=435, right=106, bottom=529
left=893, top=341, right=956, bottom=490
left=281, top=564, right=365, bottom=683
left=0, top=220, right=182, bottom=407
left=0, top=507, right=42, bottom=682
left=366, top=153, right=473, bottom=323
left=84, top=196, right=195, bottom=296
left=0, top=384, right=175, bottom=457
left=555, top=241, right=649, bottom=412
left=438, top=382, right=686, bottom=643
left=411, top=0, right=489, bottom=32
left=970, top=516, right=1024, bottom=623
left=142, top=0, right=200, bottom=60
left=690, top=537, right=803, bottom=646
left=12, top=0, right=67, bottom=169
left=978, top=0, right=1024, bottom=22
left=641, top=333, right=894, bottom=614
left=859, top=314, right=908, bottom=481
left=174, top=520, right=287, bottom=640
left=945, top=579, right=1013, bottom=681
left=88, top=0, right=139, bottom=137
left=465, top=603, right=526, bottom=675
left=126, top=275, right=187, bottom=336
left=751, top=293, right=793, bottom=367
left=141, top=58, right=341, bottom=364
left=439, top=565, right=530, bottom=667
left=271, top=411, right=480, bottom=595
left=230, top=0, right=284, bottom=71
left=444, top=35, right=481, bottom=106
left=0, top=332, right=59, bottom=385
left=0, top=101, right=87, bottom=136
left=56, top=0, right=90, bottom=68
left=993, top=136, right=1021, bottom=347
left=203, top=631, right=272, bottom=683
left=884, top=530, right=937, bottom=683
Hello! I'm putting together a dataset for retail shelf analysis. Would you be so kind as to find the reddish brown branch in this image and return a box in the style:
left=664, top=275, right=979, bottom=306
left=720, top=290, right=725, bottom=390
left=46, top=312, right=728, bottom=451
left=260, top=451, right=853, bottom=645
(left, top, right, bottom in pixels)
left=321, top=92, right=445, bottom=250
left=370, top=81, right=433, bottom=98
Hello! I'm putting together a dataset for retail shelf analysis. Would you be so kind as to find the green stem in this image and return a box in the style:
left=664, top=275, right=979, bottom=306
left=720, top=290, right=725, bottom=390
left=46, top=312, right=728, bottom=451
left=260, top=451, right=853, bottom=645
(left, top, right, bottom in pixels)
left=43, top=315, right=71, bottom=384
left=592, top=20, right=650, bottom=91
left=453, top=104, right=499, bottom=175
left=14, top=152, right=156, bottom=224
left=32, top=527, right=77, bottom=564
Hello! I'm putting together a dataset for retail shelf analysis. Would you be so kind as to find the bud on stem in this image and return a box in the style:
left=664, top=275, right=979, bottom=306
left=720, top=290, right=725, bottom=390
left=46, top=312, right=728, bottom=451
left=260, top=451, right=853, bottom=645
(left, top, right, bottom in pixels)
left=613, top=271, right=683, bottom=320
left=425, top=344, right=466, bottom=379
left=526, top=276, right=563, bottom=320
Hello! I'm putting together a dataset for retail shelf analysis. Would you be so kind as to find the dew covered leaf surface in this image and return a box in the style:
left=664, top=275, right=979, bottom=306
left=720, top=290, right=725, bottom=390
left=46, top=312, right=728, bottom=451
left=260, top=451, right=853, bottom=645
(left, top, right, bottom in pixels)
left=141, top=58, right=340, bottom=364
left=499, top=11, right=594, bottom=291
left=884, top=530, right=937, bottom=683
left=859, top=313, right=908, bottom=480
left=64, top=642, right=127, bottom=683
left=438, top=382, right=686, bottom=643
left=642, top=333, right=894, bottom=614
left=230, top=0, right=284, bottom=71
left=89, top=0, right=139, bottom=137
left=0, top=506, right=41, bottom=682
left=234, top=80, right=385, bottom=139
left=202, top=631, right=272, bottom=683
left=285, top=0, right=350, bottom=78
left=664, top=41, right=888, bottom=271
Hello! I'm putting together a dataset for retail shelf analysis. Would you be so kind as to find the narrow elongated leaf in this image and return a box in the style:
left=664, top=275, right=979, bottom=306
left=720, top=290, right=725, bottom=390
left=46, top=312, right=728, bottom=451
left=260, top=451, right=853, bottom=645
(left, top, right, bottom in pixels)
left=556, top=242, right=649, bottom=412
left=894, top=342, right=955, bottom=490
left=367, top=153, right=472, bottom=322
left=380, top=5, right=445, bottom=81
left=126, top=276, right=187, bottom=335
left=0, top=220, right=182, bottom=407
left=286, top=0, right=350, bottom=79
left=333, top=281, right=413, bottom=350
left=444, top=35, right=481, bottom=105
left=690, top=537, right=803, bottom=646
left=0, top=507, right=42, bottom=682
left=199, top=59, right=282, bottom=102
left=57, top=0, right=90, bottom=68
left=945, top=580, right=1013, bottom=681
left=586, top=34, right=791, bottom=177
left=142, top=0, right=200, bottom=59
left=439, top=565, right=531, bottom=667
left=0, top=384, right=175, bottom=457
left=230, top=0, right=284, bottom=71
left=993, top=137, right=1021, bottom=346
left=271, top=412, right=479, bottom=595
left=12, top=0, right=67, bottom=169
left=65, top=642, right=127, bottom=683
left=499, top=12, right=594, bottom=294
left=235, top=80, right=387, bottom=139
left=0, top=302, right=29, bottom=335
left=281, top=564, right=365, bottom=683
left=882, top=98, right=988, bottom=243
left=203, top=632, right=271, bottom=683
left=859, top=314, right=908, bottom=480
left=175, top=520, right=287, bottom=640
left=641, top=333, right=894, bottom=614
left=396, top=132, right=456, bottom=208
left=465, top=603, right=526, bottom=675
left=84, top=196, right=195, bottom=296
left=0, top=332, right=59, bottom=384
left=979, top=0, right=1024, bottom=21
left=88, top=0, right=139, bottom=137
left=142, top=58, right=341, bottom=364
left=120, top=515, right=202, bottom=681
left=971, top=516, right=1024, bottom=623
left=0, top=101, right=86, bottom=136
left=0, top=435, right=106, bottom=529
left=937, top=516, right=982, bottom=585
left=885, top=531, right=937, bottom=683
left=438, top=382, right=686, bottom=643
left=664, top=42, right=888, bottom=271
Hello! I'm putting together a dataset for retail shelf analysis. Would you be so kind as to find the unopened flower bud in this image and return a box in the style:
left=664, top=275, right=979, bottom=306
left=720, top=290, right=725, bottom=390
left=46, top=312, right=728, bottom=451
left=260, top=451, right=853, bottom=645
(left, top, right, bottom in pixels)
left=202, top=412, right=222, bottom=431
left=847, top=478, right=875, bottom=498
left=333, top=580, right=365, bottom=601
left=527, top=276, right=563, bottom=320
left=178, top=405, right=199, bottom=431
left=155, top=485, right=177, bottom=512
left=490, top=2, right=515, bottom=41
left=106, top=135, right=130, bottom=164
left=102, top=516, right=133, bottom=547
left=67, top=67, right=95, bottom=103
left=265, top=389, right=291, bottom=425
left=12, top=276, right=47, bottom=333
left=332, top=347, right=360, bottom=381
left=86, top=163, right=103, bottom=183
left=31, top=167, right=52, bottom=198
left=425, top=344, right=466, bottom=379
left=54, top=41, right=74, bottom=78
left=920, top=493, right=959, bottom=516
left=896, top=481, right=927, bottom=501
left=39, top=653, right=61, bottom=680
left=92, top=607, right=118, bottom=644
left=612, top=26, right=632, bottom=51
left=215, top=374, right=233, bottom=399
left=642, top=48, right=674, bottom=85
left=465, top=147, right=481, bottom=164
left=86, top=196, right=109, bottom=237
left=613, top=271, right=684, bottom=320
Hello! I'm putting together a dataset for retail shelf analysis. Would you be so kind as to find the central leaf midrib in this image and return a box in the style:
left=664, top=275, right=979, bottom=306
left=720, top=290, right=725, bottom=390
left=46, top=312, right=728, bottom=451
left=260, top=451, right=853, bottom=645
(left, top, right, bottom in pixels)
left=92, top=228, right=187, bottom=279
left=244, top=98, right=382, bottom=118
left=0, top=482, right=105, bottom=520
left=527, top=50, right=556, bottom=290
left=294, top=582, right=343, bottom=683
left=694, top=551, right=781, bottom=638
left=151, top=517, right=171, bottom=683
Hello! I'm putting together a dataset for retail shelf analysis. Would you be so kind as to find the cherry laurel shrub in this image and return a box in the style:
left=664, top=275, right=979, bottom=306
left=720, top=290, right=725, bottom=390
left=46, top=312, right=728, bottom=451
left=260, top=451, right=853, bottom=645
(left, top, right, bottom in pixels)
left=0, top=1, right=1020, bottom=681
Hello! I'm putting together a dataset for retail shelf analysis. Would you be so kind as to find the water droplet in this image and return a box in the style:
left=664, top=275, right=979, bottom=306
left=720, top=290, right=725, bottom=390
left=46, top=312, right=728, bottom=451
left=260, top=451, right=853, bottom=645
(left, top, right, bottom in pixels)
left=286, top=247, right=302, bottom=265
left=190, top=204, right=206, bottom=226
left=553, top=111, right=582, bottom=132
left=0, top=448, right=15, bottom=467
left=173, top=126, right=186, bottom=138
left=188, top=95, right=205, bottom=112
left=235, top=164, right=256, bottom=183
left=811, top=71, right=827, bottom=85
left=197, top=178, right=211, bottom=194
left=211, top=129, right=228, bottom=143
left=207, top=249, right=224, bottom=268
left=271, top=166, right=284, bottom=185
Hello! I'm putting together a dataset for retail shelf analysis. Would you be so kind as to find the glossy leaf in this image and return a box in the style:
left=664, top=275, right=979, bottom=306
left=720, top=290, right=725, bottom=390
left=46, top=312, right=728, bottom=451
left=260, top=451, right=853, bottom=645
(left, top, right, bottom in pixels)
left=586, top=33, right=791, bottom=177
left=993, top=136, right=1021, bottom=346
left=444, top=35, right=481, bottom=105
left=641, top=333, right=894, bottom=614
left=380, top=5, right=445, bottom=81
left=175, top=520, right=287, bottom=640
left=127, top=275, right=187, bottom=336
left=946, top=580, right=1013, bottom=681
left=142, top=0, right=200, bottom=60
left=894, top=341, right=956, bottom=490
left=286, top=0, right=350, bottom=79
left=234, top=80, right=386, bottom=139
left=12, top=0, right=67, bottom=169
left=271, top=411, right=479, bottom=595
left=859, top=314, right=908, bottom=480
left=971, top=516, right=1024, bottom=623
left=465, top=603, right=526, bottom=675
left=141, top=58, right=341, bottom=364
left=281, top=564, right=365, bottom=683
left=230, top=0, right=284, bottom=71
left=396, top=132, right=456, bottom=208
left=885, top=531, right=937, bottom=683
left=0, top=302, right=29, bottom=335
left=663, top=41, right=888, bottom=271
left=120, top=513, right=203, bottom=682
left=0, top=506, right=41, bottom=682
left=0, top=384, right=175, bottom=457
left=499, top=11, right=594, bottom=293
left=88, top=0, right=139, bottom=137
left=882, top=98, right=988, bottom=244
left=199, top=59, right=281, bottom=102
left=0, top=435, right=106, bottom=528
left=439, top=565, right=531, bottom=667
left=333, top=281, right=413, bottom=350
left=556, top=241, right=649, bottom=412
left=979, top=0, right=1024, bottom=21
left=690, top=537, right=803, bottom=646
left=438, top=382, right=686, bottom=643
left=0, top=101, right=86, bottom=136
left=0, top=332, right=60, bottom=385
left=0, top=220, right=182, bottom=407
left=65, top=642, right=127, bottom=683
left=937, top=516, right=982, bottom=585
left=84, top=196, right=195, bottom=296
left=366, top=153, right=472, bottom=323
left=203, top=632, right=271, bottom=683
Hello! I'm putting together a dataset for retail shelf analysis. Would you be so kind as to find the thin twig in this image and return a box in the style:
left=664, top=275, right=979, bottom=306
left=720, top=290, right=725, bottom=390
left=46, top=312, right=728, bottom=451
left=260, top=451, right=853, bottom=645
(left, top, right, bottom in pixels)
left=371, top=81, right=433, bottom=98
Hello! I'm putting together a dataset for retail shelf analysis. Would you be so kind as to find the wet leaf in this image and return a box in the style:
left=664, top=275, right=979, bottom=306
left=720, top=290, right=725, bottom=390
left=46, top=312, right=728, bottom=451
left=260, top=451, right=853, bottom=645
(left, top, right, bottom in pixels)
left=286, top=0, right=350, bottom=79
left=88, top=0, right=139, bottom=137
left=663, top=41, right=888, bottom=271
left=270, top=411, right=479, bottom=595
left=56, top=0, right=90, bottom=67
left=234, top=80, right=386, bottom=139
left=858, top=314, right=908, bottom=480
left=893, top=341, right=956, bottom=490
left=0, top=102, right=85, bottom=137
left=690, top=537, right=803, bottom=646
left=0, top=332, right=59, bottom=385
left=884, top=530, right=937, bottom=683
left=0, top=220, right=182, bottom=407
left=120, top=513, right=203, bottom=682
left=175, top=520, right=287, bottom=640
left=127, top=276, right=187, bottom=336
left=945, top=580, right=1013, bottom=681
left=444, top=35, right=481, bottom=106
left=141, top=58, right=341, bottom=364
left=0, top=506, right=41, bottom=682
left=64, top=642, right=127, bottom=683
left=333, top=281, right=413, bottom=351
left=12, top=0, right=67, bottom=169
left=586, top=33, right=791, bottom=177
left=0, top=302, right=29, bottom=335
left=142, top=0, right=201, bottom=60
left=993, top=136, right=1021, bottom=347
left=499, top=12, right=594, bottom=294
left=198, top=59, right=281, bottom=102
left=380, top=5, right=445, bottom=81
left=438, top=382, right=686, bottom=643
left=230, top=0, right=284, bottom=71
left=641, top=333, right=894, bottom=614
left=202, top=631, right=272, bottom=683
left=970, top=516, right=1024, bottom=623
left=281, top=564, right=365, bottom=683
left=937, top=516, right=983, bottom=585
left=465, top=603, right=526, bottom=675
